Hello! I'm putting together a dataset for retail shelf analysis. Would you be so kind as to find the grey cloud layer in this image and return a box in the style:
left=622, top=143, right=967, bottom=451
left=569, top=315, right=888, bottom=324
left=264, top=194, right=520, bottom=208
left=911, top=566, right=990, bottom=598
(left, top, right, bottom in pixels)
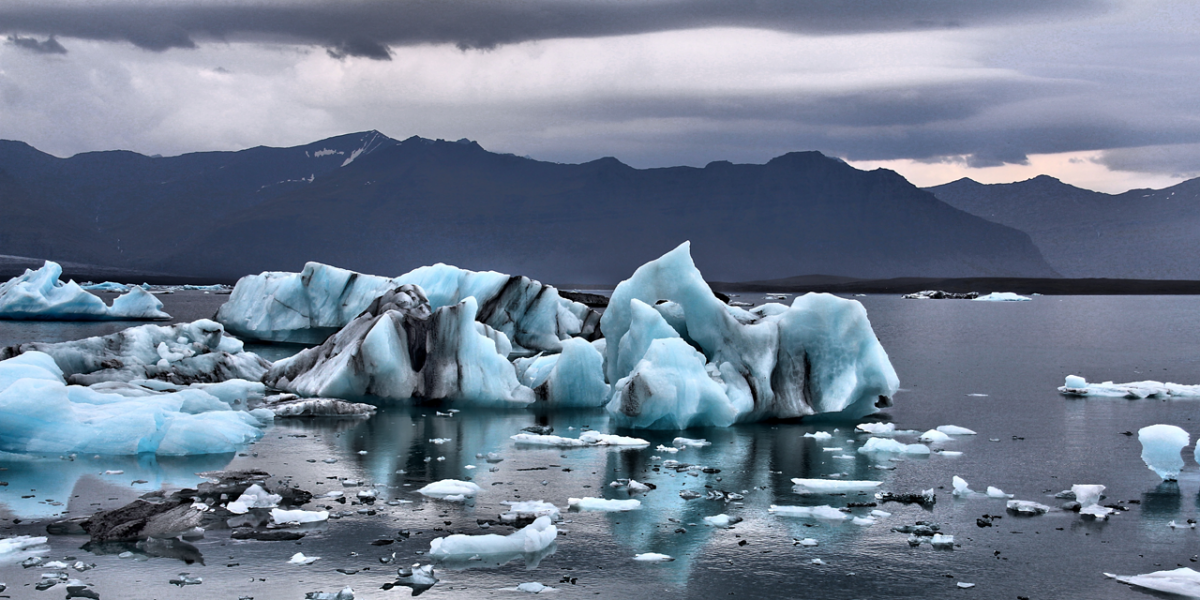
left=0, top=0, right=1103, bottom=56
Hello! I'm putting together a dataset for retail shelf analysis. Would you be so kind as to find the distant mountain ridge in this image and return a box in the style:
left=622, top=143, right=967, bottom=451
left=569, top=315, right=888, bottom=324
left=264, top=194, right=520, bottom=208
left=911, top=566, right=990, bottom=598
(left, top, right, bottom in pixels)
left=0, top=131, right=1058, bottom=284
left=927, top=175, right=1200, bottom=279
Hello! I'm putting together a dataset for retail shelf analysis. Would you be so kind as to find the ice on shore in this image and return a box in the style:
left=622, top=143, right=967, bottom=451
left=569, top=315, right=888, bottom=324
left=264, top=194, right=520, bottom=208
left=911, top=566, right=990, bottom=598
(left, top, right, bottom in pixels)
left=0, top=319, right=270, bottom=386
left=972, top=292, right=1031, bottom=302
left=1058, top=375, right=1200, bottom=399
left=768, top=505, right=848, bottom=520
left=791, top=478, right=883, bottom=494
left=1106, top=567, right=1200, bottom=597
left=429, top=516, right=557, bottom=564
left=264, top=287, right=534, bottom=406
left=513, top=338, right=610, bottom=407
left=0, top=261, right=170, bottom=321
left=567, top=497, right=641, bottom=512
left=216, top=262, right=598, bottom=352
left=1139, top=425, right=1189, bottom=481
left=602, top=243, right=897, bottom=429
left=0, top=351, right=269, bottom=455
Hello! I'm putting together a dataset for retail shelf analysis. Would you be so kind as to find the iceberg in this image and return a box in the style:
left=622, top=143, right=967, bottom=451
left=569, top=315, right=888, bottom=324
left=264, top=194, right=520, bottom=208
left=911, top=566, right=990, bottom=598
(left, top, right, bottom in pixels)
left=264, top=287, right=534, bottom=406
left=1139, top=424, right=1189, bottom=481
left=513, top=338, right=610, bottom=407
left=1059, top=375, right=1200, bottom=399
left=601, top=243, right=898, bottom=429
left=972, top=292, right=1031, bottom=302
left=791, top=479, right=883, bottom=494
left=1106, top=567, right=1200, bottom=597
left=428, top=516, right=556, bottom=567
left=216, top=262, right=598, bottom=352
left=0, top=261, right=170, bottom=321
left=0, top=352, right=269, bottom=455
left=0, top=319, right=270, bottom=386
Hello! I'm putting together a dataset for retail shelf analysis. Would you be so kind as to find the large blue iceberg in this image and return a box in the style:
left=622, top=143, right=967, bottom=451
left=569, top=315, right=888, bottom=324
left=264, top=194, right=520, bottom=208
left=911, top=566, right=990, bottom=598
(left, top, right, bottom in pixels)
left=0, top=261, right=169, bottom=321
left=216, top=262, right=598, bottom=352
left=0, top=351, right=270, bottom=455
left=603, top=242, right=898, bottom=429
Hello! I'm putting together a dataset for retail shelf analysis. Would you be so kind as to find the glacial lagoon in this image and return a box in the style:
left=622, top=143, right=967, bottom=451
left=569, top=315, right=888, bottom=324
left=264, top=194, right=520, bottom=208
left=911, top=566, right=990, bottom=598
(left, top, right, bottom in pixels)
left=2, top=291, right=1200, bottom=599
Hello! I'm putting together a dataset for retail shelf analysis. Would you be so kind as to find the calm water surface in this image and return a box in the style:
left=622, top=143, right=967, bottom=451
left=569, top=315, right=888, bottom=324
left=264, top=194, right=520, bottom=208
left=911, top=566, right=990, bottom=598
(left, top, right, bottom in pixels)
left=2, top=291, right=1199, bottom=599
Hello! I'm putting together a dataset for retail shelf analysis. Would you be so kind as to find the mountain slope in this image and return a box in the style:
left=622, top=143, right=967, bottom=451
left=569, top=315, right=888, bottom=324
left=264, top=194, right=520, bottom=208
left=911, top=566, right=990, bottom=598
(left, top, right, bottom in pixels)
left=0, top=132, right=1058, bottom=283
left=927, top=175, right=1200, bottom=279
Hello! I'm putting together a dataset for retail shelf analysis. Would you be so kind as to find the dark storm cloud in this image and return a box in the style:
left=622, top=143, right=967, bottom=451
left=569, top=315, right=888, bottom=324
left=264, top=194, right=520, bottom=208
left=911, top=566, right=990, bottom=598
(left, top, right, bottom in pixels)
left=0, top=0, right=1105, bottom=57
left=7, top=34, right=67, bottom=54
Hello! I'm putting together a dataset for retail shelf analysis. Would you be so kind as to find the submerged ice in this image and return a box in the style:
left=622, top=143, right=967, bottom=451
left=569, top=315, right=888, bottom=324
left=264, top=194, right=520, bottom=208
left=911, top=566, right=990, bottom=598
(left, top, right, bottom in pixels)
left=0, top=261, right=170, bottom=321
left=603, top=243, right=898, bottom=429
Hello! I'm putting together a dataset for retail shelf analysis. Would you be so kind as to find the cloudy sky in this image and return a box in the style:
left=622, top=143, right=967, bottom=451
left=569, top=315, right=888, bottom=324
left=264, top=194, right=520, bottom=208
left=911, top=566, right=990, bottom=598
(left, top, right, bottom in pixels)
left=1, top=0, right=1197, bottom=193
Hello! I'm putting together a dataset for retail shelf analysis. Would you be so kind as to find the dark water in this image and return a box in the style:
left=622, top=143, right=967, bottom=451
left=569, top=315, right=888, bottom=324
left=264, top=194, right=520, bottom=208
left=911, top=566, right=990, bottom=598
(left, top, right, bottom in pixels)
left=2, top=292, right=1200, bottom=599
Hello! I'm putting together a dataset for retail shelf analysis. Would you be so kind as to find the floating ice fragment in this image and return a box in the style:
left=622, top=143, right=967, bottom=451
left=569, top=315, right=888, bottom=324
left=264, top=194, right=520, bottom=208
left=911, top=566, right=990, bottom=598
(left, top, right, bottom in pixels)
left=1006, top=500, right=1050, bottom=515
left=931, top=534, right=954, bottom=549
left=952, top=476, right=973, bottom=497
left=633, top=553, right=674, bottom=562
left=289, top=552, right=321, bottom=565
left=1139, top=425, right=1189, bottom=481
left=858, top=438, right=929, bottom=455
left=703, top=514, right=743, bottom=528
left=511, top=431, right=649, bottom=447
left=794, top=538, right=818, bottom=546
left=1058, top=376, right=1200, bottom=399
left=986, top=486, right=1012, bottom=499
left=855, top=423, right=895, bottom=435
left=655, top=444, right=680, bottom=453
left=271, top=508, right=329, bottom=524
left=418, top=480, right=481, bottom=500
left=791, top=479, right=882, bottom=494
left=918, top=429, right=951, bottom=443
left=957, top=582, right=975, bottom=589
left=429, top=438, right=450, bottom=445
left=1168, top=520, right=1195, bottom=529
left=227, top=484, right=282, bottom=514
left=305, top=587, right=355, bottom=600
left=936, top=425, right=976, bottom=435
left=871, top=509, right=891, bottom=518
left=852, top=516, right=876, bottom=526
left=673, top=437, right=711, bottom=447
left=627, top=480, right=651, bottom=494
left=803, top=431, right=833, bottom=440
left=0, top=261, right=170, bottom=321
left=972, top=292, right=1030, bottom=302
left=500, top=501, right=561, bottom=523
left=428, top=516, right=556, bottom=563
left=567, top=498, right=641, bottom=512
left=810, top=558, right=826, bottom=565
left=1106, top=567, right=1200, bottom=597
left=768, top=505, right=848, bottom=520
left=516, top=582, right=553, bottom=593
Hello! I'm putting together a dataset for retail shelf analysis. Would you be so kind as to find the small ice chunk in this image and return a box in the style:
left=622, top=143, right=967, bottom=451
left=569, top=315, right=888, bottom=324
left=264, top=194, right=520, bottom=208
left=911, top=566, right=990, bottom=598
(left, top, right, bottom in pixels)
left=656, top=444, right=680, bottom=453
left=567, top=497, right=641, bottom=512
left=952, top=476, right=973, bottom=497
left=1006, top=500, right=1050, bottom=515
left=858, top=437, right=929, bottom=455
left=1139, top=425, right=1190, bottom=481
left=429, top=438, right=451, bottom=445
left=626, top=480, right=651, bottom=494
left=227, top=484, right=282, bottom=514
left=810, top=558, right=826, bottom=565
left=795, top=538, right=818, bottom=546
left=429, top=516, right=556, bottom=560
left=803, top=431, right=833, bottom=440
left=305, top=587, right=355, bottom=600
left=1064, top=375, right=1087, bottom=389
left=1106, top=567, right=1200, bottom=597
left=673, top=437, right=711, bottom=447
left=417, top=480, right=481, bottom=499
left=289, top=552, right=321, bottom=565
left=855, top=423, right=895, bottom=435
left=271, top=508, right=329, bottom=524
left=516, top=582, right=553, bottom=593
left=973, top=292, right=1030, bottom=302
left=957, top=582, right=975, bottom=589
left=703, top=514, right=743, bottom=528
left=918, top=429, right=951, bottom=443
left=986, top=486, right=1012, bottom=499
left=936, top=425, right=976, bottom=435
left=1071, top=484, right=1105, bottom=508
left=791, top=479, right=882, bottom=494
left=852, top=516, right=876, bottom=526
left=870, top=509, right=891, bottom=518
left=768, top=505, right=848, bottom=520
left=930, top=533, right=955, bottom=549
left=633, top=553, right=674, bottom=562
left=499, top=500, right=561, bottom=523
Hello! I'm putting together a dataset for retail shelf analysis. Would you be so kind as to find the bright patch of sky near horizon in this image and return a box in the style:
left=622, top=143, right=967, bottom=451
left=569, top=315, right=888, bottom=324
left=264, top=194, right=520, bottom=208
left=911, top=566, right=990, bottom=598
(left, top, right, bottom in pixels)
left=0, top=0, right=1198, bottom=194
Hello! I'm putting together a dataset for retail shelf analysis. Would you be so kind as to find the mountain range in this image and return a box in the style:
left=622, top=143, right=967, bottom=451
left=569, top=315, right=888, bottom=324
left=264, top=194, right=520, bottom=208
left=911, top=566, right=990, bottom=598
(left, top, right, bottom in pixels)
left=0, top=130, right=1161, bottom=284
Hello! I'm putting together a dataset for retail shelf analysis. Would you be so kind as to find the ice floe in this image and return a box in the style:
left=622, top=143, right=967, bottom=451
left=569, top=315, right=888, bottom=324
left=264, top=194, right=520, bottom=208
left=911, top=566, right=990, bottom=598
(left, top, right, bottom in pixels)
left=428, top=516, right=557, bottom=567
left=791, top=478, right=883, bottom=494
left=602, top=243, right=898, bottom=429
left=1139, top=424, right=1189, bottom=481
left=0, top=261, right=169, bottom=321
left=264, top=286, right=533, bottom=406
left=217, top=261, right=598, bottom=352
left=417, top=480, right=481, bottom=500
left=1058, top=375, right=1200, bottom=399
left=858, top=437, right=930, bottom=455
left=1105, top=567, right=1200, bottom=597
left=768, top=505, right=848, bottom=520
left=567, top=497, right=641, bottom=512
left=972, top=292, right=1031, bottom=302
left=0, top=351, right=270, bottom=455
left=270, top=508, right=329, bottom=524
